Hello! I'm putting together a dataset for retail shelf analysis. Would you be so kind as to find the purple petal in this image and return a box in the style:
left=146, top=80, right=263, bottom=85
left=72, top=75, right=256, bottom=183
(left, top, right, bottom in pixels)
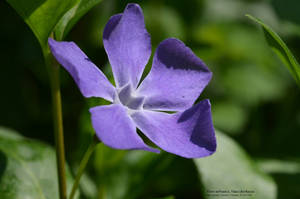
left=137, top=38, right=212, bottom=111
left=103, top=3, right=151, bottom=88
left=131, top=99, right=216, bottom=158
left=48, top=38, right=115, bottom=101
left=90, top=104, right=159, bottom=152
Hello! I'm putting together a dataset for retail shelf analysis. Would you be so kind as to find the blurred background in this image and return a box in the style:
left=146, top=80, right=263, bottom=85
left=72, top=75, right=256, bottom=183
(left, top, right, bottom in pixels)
left=1, top=0, right=300, bottom=198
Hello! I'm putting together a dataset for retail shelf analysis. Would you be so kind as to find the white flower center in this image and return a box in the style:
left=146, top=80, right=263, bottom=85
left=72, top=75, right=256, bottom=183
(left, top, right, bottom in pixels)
left=114, top=84, right=145, bottom=113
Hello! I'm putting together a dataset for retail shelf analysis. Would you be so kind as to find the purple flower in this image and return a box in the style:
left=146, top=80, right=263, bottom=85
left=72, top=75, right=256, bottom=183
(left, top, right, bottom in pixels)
left=48, top=3, right=216, bottom=158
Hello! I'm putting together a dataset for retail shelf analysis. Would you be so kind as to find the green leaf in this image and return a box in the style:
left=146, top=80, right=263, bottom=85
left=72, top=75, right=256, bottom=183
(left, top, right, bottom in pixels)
left=246, top=14, right=300, bottom=87
left=6, top=0, right=75, bottom=49
left=194, top=131, right=277, bottom=199
left=54, top=0, right=103, bottom=40
left=0, top=127, right=76, bottom=199
left=6, top=0, right=102, bottom=49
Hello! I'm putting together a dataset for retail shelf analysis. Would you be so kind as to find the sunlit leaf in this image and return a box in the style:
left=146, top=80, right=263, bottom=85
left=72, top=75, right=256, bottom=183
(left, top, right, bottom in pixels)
left=0, top=127, right=76, bottom=199
left=247, top=14, right=300, bottom=87
left=194, top=131, right=277, bottom=199
left=5, top=0, right=75, bottom=49
left=54, top=0, right=103, bottom=40
left=6, top=0, right=102, bottom=50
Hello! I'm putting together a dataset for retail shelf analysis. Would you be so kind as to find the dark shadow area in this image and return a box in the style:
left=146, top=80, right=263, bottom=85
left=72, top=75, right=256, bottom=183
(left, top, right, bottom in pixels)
left=239, top=88, right=300, bottom=158
left=272, top=0, right=300, bottom=25
left=138, top=155, right=204, bottom=199
left=271, top=173, right=300, bottom=199
left=0, top=150, right=8, bottom=182
left=7, top=0, right=46, bottom=19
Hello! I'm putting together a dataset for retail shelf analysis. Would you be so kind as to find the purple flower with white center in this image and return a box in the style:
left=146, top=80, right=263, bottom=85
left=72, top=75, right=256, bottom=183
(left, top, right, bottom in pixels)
left=48, top=3, right=216, bottom=158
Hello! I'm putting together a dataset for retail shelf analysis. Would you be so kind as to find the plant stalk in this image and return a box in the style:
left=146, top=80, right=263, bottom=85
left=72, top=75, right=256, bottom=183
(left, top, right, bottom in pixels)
left=44, top=45, right=67, bottom=199
left=69, top=136, right=99, bottom=199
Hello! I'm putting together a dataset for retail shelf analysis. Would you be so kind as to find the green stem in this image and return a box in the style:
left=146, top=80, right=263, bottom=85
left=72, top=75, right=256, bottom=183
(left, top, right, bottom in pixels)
left=43, top=45, right=67, bottom=199
left=69, top=136, right=100, bottom=199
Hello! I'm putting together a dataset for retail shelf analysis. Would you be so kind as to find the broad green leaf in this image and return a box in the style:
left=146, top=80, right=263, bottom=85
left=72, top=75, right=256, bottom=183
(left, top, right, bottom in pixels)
left=0, top=127, right=76, bottom=199
left=6, top=0, right=102, bottom=50
left=151, top=197, right=174, bottom=199
left=194, top=131, right=277, bottom=199
left=246, top=14, right=300, bottom=87
left=54, top=0, right=102, bottom=40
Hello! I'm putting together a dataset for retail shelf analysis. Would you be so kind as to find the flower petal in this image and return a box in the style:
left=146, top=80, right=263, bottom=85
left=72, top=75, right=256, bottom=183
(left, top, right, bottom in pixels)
left=48, top=38, right=115, bottom=101
left=90, top=104, right=159, bottom=152
left=138, top=38, right=212, bottom=111
left=103, top=3, right=151, bottom=88
left=131, top=99, right=216, bottom=158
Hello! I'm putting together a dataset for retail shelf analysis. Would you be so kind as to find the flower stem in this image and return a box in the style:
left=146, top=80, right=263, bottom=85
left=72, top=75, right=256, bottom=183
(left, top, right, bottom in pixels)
left=69, top=136, right=100, bottom=199
left=43, top=45, right=67, bottom=199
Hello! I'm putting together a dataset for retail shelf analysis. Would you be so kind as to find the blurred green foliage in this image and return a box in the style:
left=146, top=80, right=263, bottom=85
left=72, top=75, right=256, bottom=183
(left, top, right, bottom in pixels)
left=1, top=0, right=300, bottom=198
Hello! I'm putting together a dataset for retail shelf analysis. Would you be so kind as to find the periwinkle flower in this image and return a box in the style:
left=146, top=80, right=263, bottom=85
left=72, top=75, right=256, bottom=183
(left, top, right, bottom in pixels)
left=48, top=3, right=216, bottom=158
